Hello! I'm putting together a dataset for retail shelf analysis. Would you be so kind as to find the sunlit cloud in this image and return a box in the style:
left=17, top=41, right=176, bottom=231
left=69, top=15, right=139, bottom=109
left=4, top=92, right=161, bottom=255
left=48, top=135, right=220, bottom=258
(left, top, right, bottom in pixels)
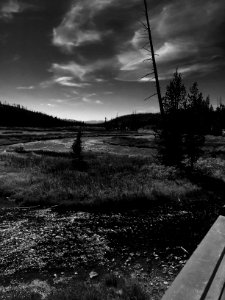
left=53, top=28, right=101, bottom=52
left=157, top=41, right=198, bottom=62
left=16, top=86, right=35, bottom=90
left=52, top=0, right=115, bottom=52
left=118, top=50, right=146, bottom=72
left=54, top=99, right=68, bottom=104
left=40, top=77, right=90, bottom=89
left=54, top=76, right=89, bottom=88
left=95, top=100, right=103, bottom=104
left=82, top=97, right=91, bottom=103
left=0, top=0, right=20, bottom=20
left=82, top=92, right=103, bottom=105
left=50, top=58, right=119, bottom=85
left=51, top=63, right=88, bottom=81
left=0, top=0, right=37, bottom=20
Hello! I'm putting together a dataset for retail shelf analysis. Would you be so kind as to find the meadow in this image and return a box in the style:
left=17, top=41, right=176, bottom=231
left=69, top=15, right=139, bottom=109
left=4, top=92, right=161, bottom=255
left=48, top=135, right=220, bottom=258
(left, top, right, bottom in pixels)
left=0, top=151, right=198, bottom=209
left=0, top=129, right=225, bottom=299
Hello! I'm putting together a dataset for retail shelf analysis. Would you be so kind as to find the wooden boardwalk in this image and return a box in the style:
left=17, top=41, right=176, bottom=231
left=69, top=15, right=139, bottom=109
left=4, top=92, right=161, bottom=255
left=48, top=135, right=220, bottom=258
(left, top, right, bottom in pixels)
left=162, top=215, right=225, bottom=300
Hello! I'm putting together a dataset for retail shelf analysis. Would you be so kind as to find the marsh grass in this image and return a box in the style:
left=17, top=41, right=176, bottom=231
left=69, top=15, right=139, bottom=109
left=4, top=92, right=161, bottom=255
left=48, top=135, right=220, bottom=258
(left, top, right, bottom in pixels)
left=0, top=151, right=201, bottom=210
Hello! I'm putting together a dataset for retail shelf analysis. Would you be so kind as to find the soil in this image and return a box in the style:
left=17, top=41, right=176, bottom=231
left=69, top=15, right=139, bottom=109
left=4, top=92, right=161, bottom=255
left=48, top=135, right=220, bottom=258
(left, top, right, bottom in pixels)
left=0, top=204, right=218, bottom=299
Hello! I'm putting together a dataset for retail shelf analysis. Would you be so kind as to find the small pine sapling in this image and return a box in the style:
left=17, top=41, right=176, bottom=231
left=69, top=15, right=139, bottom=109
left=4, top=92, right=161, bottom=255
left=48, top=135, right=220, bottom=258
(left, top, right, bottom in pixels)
left=72, top=129, right=82, bottom=160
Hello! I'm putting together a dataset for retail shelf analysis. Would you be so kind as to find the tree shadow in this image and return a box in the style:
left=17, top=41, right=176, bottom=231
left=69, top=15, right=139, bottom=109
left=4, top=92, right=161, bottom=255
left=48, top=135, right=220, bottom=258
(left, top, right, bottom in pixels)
left=186, top=169, right=225, bottom=194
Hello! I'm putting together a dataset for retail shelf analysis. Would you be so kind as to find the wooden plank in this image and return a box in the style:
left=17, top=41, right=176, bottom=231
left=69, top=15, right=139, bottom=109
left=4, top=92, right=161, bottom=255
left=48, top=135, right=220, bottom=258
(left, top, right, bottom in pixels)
left=161, top=216, right=225, bottom=300
left=219, top=286, right=225, bottom=300
left=205, top=251, right=225, bottom=299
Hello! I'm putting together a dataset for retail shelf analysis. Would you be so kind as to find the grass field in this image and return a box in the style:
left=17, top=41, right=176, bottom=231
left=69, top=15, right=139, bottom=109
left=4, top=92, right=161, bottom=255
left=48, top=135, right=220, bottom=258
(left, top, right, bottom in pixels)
left=0, top=142, right=224, bottom=210
left=0, top=130, right=225, bottom=300
left=0, top=151, right=201, bottom=209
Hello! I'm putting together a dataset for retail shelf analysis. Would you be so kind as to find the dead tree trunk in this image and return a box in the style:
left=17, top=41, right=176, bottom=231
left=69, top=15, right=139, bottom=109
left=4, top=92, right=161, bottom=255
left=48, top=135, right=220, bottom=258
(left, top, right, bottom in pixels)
left=143, top=0, right=164, bottom=117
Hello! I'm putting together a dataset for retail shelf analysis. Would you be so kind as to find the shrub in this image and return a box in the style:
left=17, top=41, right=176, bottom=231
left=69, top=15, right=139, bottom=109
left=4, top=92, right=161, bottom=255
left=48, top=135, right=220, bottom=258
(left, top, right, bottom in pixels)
left=104, top=273, right=121, bottom=288
left=14, top=145, right=25, bottom=153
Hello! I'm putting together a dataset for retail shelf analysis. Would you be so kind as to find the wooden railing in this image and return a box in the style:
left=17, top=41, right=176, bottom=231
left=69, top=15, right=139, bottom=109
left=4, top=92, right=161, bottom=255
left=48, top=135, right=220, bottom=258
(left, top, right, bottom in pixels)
left=162, top=215, right=225, bottom=300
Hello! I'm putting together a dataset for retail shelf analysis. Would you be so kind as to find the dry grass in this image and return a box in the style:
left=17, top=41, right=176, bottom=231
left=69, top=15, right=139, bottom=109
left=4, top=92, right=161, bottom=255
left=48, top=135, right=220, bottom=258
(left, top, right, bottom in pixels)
left=0, top=151, right=199, bottom=210
left=0, top=275, right=149, bottom=300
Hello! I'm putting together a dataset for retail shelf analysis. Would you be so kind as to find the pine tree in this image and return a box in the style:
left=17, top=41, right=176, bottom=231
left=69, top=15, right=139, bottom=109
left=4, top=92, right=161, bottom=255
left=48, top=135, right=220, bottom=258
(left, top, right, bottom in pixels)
left=163, top=70, right=187, bottom=113
left=156, top=72, right=207, bottom=169
left=72, top=129, right=82, bottom=160
left=156, top=71, right=186, bottom=166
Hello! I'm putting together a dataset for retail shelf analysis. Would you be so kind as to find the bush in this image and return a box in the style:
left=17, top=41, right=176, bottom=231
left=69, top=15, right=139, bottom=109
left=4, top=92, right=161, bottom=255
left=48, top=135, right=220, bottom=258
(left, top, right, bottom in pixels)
left=13, top=145, right=25, bottom=153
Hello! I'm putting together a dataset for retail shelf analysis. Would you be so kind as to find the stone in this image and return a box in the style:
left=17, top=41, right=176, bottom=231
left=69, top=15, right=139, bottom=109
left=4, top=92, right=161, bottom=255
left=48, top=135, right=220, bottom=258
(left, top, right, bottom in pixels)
left=89, top=271, right=98, bottom=279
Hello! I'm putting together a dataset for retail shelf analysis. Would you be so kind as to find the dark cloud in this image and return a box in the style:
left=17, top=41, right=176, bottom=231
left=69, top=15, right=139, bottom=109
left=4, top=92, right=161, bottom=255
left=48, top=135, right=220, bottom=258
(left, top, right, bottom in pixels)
left=0, top=0, right=224, bottom=119
left=49, top=0, right=225, bottom=85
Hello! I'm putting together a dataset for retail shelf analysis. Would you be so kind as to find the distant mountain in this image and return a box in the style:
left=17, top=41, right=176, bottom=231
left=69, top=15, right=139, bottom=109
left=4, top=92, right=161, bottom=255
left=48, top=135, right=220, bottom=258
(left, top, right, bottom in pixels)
left=86, top=120, right=104, bottom=124
left=103, top=113, right=161, bottom=130
left=0, top=102, right=80, bottom=127
left=0, top=102, right=161, bottom=130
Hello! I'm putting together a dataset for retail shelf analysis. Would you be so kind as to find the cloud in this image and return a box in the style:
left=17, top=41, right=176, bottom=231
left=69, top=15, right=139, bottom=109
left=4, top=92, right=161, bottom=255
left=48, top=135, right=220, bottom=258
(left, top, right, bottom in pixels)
left=82, top=92, right=103, bottom=105
left=53, top=28, right=101, bottom=52
left=0, top=0, right=20, bottom=19
left=54, top=76, right=89, bottom=88
left=54, top=99, right=68, bottom=103
left=52, top=0, right=128, bottom=52
left=52, top=0, right=142, bottom=60
left=117, top=50, right=145, bottom=72
left=49, top=0, right=225, bottom=87
left=49, top=58, right=119, bottom=86
left=40, top=74, right=91, bottom=89
left=154, top=0, right=224, bottom=41
left=16, top=85, right=34, bottom=90
left=156, top=41, right=198, bottom=62
left=86, top=93, right=97, bottom=97
left=95, top=100, right=103, bottom=104
left=115, top=0, right=225, bottom=82
left=51, top=63, right=89, bottom=81
left=82, top=97, right=103, bottom=105
left=52, top=1, right=107, bottom=51
left=82, top=97, right=91, bottom=103
left=0, top=0, right=37, bottom=20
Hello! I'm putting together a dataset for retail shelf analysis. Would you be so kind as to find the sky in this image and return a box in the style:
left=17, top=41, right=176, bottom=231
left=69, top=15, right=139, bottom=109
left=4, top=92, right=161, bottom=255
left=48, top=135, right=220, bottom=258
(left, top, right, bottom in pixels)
left=0, top=0, right=224, bottom=121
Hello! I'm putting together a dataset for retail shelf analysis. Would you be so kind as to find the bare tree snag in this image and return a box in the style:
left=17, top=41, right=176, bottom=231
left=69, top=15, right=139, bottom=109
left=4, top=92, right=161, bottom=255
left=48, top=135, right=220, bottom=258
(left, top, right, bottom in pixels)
left=143, top=0, right=165, bottom=117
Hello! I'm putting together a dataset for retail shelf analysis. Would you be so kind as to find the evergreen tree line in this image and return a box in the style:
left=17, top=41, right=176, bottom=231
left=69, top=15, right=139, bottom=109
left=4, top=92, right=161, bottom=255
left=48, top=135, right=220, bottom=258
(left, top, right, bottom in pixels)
left=105, top=113, right=161, bottom=131
left=156, top=70, right=225, bottom=169
left=0, top=102, right=80, bottom=127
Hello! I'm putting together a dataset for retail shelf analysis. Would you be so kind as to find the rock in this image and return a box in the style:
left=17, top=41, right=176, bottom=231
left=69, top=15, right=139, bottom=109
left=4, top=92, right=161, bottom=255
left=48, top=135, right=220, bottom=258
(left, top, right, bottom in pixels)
left=89, top=271, right=98, bottom=279
left=116, top=289, right=123, bottom=296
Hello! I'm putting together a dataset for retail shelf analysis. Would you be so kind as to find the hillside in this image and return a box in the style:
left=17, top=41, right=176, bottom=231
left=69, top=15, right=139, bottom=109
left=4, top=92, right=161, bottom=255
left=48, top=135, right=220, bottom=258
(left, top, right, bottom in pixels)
left=103, top=107, right=225, bottom=133
left=104, top=113, right=161, bottom=130
left=0, top=102, right=79, bottom=127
